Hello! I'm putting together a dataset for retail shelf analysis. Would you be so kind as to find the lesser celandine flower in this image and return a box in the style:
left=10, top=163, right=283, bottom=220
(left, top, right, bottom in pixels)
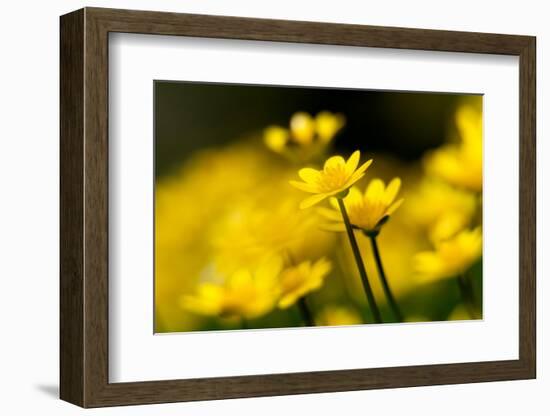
left=319, top=178, right=404, bottom=234
left=278, top=257, right=332, bottom=309
left=180, top=257, right=283, bottom=320
left=414, top=227, right=482, bottom=283
left=319, top=177, right=405, bottom=322
left=291, top=150, right=381, bottom=322
left=290, top=150, right=372, bottom=209
left=423, top=104, right=482, bottom=192
left=264, top=111, right=345, bottom=159
left=317, top=306, right=362, bottom=326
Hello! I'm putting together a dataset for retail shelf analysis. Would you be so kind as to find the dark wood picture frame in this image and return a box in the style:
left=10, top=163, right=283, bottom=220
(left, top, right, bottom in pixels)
left=60, top=7, right=536, bottom=408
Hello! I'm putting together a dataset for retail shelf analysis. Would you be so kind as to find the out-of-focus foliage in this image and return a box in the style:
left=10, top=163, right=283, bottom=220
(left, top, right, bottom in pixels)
left=155, top=93, right=483, bottom=333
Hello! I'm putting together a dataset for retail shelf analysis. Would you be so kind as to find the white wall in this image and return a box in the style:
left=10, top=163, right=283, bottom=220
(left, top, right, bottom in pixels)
left=0, top=0, right=546, bottom=414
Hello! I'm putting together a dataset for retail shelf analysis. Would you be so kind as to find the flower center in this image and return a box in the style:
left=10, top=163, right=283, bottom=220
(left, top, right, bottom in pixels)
left=317, top=165, right=348, bottom=192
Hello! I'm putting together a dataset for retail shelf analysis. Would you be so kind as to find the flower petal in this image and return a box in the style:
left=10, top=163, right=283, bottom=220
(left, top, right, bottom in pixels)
left=343, top=171, right=365, bottom=189
left=290, top=112, right=315, bottom=144
left=300, top=193, right=329, bottom=209
left=278, top=293, right=298, bottom=309
left=328, top=196, right=340, bottom=210
left=366, top=178, right=385, bottom=201
left=351, top=159, right=373, bottom=181
left=324, top=155, right=346, bottom=171
left=316, top=112, right=345, bottom=143
left=386, top=198, right=404, bottom=215
left=264, top=126, right=288, bottom=152
left=345, top=150, right=360, bottom=175
left=312, top=257, right=332, bottom=277
left=345, top=187, right=363, bottom=205
left=384, top=177, right=401, bottom=205
left=289, top=180, right=319, bottom=193
left=298, top=167, right=321, bottom=184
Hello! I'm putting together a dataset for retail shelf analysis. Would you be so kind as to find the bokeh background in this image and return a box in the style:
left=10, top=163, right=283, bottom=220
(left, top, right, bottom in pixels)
left=154, top=81, right=483, bottom=333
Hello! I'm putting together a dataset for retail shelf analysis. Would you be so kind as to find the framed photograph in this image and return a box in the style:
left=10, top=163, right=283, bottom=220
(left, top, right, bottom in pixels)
left=60, top=7, right=536, bottom=408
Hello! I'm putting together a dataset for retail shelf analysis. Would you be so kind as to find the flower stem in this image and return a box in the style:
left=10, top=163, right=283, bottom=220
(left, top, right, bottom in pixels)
left=337, top=198, right=382, bottom=323
left=297, top=296, right=315, bottom=326
left=369, top=236, right=404, bottom=322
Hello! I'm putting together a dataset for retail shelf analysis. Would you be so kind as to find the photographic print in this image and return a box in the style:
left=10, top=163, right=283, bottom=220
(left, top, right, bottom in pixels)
left=154, top=81, right=483, bottom=333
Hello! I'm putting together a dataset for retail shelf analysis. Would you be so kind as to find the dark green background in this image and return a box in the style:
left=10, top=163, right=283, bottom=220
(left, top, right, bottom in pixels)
left=155, top=81, right=478, bottom=178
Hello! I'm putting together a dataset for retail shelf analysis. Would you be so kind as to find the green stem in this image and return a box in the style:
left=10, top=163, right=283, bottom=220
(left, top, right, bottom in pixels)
left=297, top=297, right=315, bottom=326
left=369, top=236, right=404, bottom=322
left=337, top=198, right=382, bottom=323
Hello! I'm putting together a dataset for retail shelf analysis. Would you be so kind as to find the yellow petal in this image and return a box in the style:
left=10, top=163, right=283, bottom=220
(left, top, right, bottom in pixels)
left=384, top=177, right=401, bottom=205
left=298, top=167, right=321, bottom=184
left=328, top=196, right=340, bottom=210
left=300, top=193, right=329, bottom=209
left=351, top=159, right=373, bottom=181
left=289, top=180, right=319, bottom=193
left=316, top=112, right=345, bottom=142
left=229, top=269, right=253, bottom=288
left=344, top=187, right=363, bottom=205
left=345, top=150, right=360, bottom=175
left=343, top=170, right=366, bottom=189
left=414, top=252, right=443, bottom=276
left=264, top=126, right=288, bottom=152
left=366, top=178, right=385, bottom=201
left=312, top=257, right=332, bottom=277
left=324, top=155, right=346, bottom=170
left=290, top=112, right=315, bottom=144
left=278, top=293, right=298, bottom=309
left=386, top=198, right=404, bottom=215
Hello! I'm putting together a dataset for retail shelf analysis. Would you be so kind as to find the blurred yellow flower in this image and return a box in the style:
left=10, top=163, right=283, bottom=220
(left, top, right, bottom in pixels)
left=290, top=150, right=373, bottom=209
left=315, top=111, right=346, bottom=142
left=212, top=196, right=335, bottom=274
left=423, top=104, right=482, bottom=192
left=414, top=227, right=482, bottom=283
left=429, top=211, right=472, bottom=244
left=319, top=178, right=404, bottom=234
left=403, top=179, right=477, bottom=243
left=317, top=306, right=363, bottom=326
left=180, top=257, right=283, bottom=320
left=264, top=111, right=345, bottom=161
left=278, top=258, right=332, bottom=309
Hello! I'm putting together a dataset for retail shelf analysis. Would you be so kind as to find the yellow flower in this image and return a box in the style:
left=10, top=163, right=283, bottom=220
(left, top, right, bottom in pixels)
left=212, top=195, right=335, bottom=274
left=319, top=178, right=404, bottom=233
left=180, top=257, right=283, bottom=320
left=403, top=179, right=477, bottom=243
left=290, top=150, right=373, bottom=209
left=414, top=227, right=482, bottom=283
left=315, top=111, right=346, bottom=143
left=290, top=112, right=316, bottom=145
left=278, top=258, right=332, bottom=309
left=423, top=104, right=482, bottom=192
left=317, top=306, right=362, bottom=326
left=264, top=111, right=345, bottom=160
left=428, top=211, right=472, bottom=244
